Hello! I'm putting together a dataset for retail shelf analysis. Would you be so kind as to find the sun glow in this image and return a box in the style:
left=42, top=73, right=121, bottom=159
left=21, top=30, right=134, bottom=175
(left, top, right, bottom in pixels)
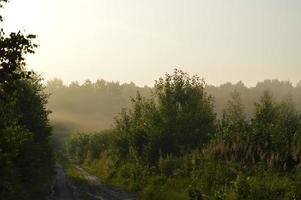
left=3, top=1, right=40, bottom=32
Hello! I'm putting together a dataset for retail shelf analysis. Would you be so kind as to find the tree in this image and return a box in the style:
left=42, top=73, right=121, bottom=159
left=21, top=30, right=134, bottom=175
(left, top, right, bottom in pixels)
left=114, top=69, right=216, bottom=165
left=251, top=91, right=299, bottom=168
left=0, top=1, right=54, bottom=199
left=0, top=0, right=37, bottom=128
left=154, top=69, right=215, bottom=153
left=0, top=0, right=36, bottom=88
left=221, top=90, right=247, bottom=137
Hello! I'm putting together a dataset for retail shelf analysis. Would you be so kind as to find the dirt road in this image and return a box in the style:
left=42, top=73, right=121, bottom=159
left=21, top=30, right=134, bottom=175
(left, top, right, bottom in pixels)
left=51, top=162, right=136, bottom=200
left=51, top=163, right=77, bottom=200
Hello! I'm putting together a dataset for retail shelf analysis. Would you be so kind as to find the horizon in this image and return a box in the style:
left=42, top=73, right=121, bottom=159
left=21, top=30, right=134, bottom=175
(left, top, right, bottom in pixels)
left=45, top=75, right=300, bottom=88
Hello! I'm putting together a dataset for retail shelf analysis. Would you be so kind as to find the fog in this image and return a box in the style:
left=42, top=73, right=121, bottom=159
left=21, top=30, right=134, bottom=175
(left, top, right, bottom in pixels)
left=47, top=78, right=301, bottom=138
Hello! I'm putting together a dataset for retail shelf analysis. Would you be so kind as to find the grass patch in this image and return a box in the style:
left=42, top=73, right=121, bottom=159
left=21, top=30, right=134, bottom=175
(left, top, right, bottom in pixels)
left=57, top=154, right=86, bottom=184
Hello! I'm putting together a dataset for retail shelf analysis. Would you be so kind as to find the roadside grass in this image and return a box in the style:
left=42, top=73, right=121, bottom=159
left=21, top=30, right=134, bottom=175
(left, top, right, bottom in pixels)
left=76, top=154, right=301, bottom=200
left=57, top=154, right=86, bottom=184
left=81, top=158, right=190, bottom=200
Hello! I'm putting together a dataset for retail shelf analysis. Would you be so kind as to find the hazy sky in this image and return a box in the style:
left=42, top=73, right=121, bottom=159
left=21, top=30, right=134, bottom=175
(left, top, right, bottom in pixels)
left=2, top=0, right=301, bottom=86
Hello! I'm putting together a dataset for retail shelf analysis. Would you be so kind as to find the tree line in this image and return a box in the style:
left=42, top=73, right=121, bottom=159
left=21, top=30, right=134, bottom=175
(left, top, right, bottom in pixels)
left=47, top=75, right=301, bottom=142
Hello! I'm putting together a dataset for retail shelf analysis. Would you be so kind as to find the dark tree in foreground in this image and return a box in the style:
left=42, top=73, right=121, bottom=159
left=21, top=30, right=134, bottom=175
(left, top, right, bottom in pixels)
left=0, top=1, right=54, bottom=199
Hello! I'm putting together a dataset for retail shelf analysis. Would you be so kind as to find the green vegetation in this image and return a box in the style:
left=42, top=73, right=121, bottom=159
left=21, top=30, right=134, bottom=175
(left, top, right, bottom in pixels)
left=66, top=69, right=301, bottom=200
left=0, top=1, right=54, bottom=199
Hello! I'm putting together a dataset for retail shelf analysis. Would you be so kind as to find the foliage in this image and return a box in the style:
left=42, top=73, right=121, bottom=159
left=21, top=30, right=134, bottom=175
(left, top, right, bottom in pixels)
left=113, top=69, right=215, bottom=165
left=66, top=130, right=114, bottom=163
left=0, top=1, right=54, bottom=199
left=209, top=91, right=300, bottom=170
left=0, top=77, right=54, bottom=199
left=0, top=0, right=36, bottom=89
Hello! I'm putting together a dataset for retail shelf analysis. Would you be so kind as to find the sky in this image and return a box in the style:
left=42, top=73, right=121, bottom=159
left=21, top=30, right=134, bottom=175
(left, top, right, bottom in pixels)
left=1, top=0, right=301, bottom=86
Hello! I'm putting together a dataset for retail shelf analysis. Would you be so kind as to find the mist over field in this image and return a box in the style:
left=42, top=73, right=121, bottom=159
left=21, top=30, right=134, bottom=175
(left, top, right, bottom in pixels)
left=47, top=78, right=301, bottom=140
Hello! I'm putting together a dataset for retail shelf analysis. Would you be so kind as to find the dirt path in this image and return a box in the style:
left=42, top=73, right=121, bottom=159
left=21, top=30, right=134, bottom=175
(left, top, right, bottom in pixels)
left=51, top=163, right=78, bottom=200
left=51, top=162, right=137, bottom=200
